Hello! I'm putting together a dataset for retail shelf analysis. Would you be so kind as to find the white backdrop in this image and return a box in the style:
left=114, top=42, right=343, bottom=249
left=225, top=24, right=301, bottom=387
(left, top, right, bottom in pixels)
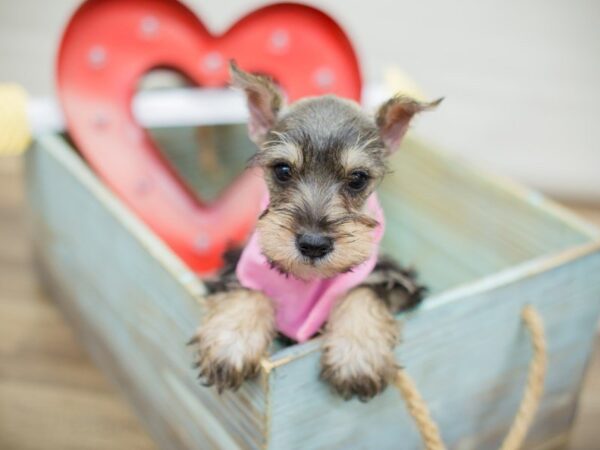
left=1, top=0, right=599, bottom=201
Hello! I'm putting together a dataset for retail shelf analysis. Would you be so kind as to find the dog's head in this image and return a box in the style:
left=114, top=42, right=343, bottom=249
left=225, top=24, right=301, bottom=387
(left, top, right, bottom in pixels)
left=231, top=62, right=441, bottom=279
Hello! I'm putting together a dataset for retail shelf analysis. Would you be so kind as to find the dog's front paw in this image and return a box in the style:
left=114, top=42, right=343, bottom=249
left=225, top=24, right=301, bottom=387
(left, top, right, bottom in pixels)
left=320, top=287, right=399, bottom=401
left=189, top=289, right=275, bottom=392
left=320, top=336, right=398, bottom=401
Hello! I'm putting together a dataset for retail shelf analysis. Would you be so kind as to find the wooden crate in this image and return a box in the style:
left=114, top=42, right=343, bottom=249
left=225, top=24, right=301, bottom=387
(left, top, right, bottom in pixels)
left=25, top=130, right=600, bottom=450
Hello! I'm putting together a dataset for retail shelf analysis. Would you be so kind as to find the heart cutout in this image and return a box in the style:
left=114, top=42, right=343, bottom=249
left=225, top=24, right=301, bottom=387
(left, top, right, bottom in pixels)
left=57, top=0, right=362, bottom=275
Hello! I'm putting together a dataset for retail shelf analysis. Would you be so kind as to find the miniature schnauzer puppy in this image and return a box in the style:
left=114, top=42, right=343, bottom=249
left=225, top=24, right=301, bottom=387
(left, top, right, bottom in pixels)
left=190, top=62, right=440, bottom=401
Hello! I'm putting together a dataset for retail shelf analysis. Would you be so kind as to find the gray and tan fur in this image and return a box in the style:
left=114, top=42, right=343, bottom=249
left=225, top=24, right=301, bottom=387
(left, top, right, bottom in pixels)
left=191, top=61, right=440, bottom=400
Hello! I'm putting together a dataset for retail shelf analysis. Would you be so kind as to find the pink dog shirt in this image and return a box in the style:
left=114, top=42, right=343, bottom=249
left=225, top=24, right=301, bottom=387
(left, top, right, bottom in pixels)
left=236, top=194, right=385, bottom=342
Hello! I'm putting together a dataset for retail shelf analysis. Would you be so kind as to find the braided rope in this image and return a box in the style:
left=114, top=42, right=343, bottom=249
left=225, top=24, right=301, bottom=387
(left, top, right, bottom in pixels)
left=395, top=305, right=547, bottom=450
left=499, top=306, right=547, bottom=450
left=394, top=368, right=445, bottom=450
left=0, top=84, right=31, bottom=156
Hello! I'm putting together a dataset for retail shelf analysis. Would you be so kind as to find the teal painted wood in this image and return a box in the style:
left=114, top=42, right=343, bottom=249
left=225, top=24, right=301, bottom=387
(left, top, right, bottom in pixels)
left=266, top=247, right=600, bottom=449
left=149, top=125, right=257, bottom=202
left=26, top=135, right=268, bottom=450
left=26, top=133, right=600, bottom=450
left=379, top=139, right=594, bottom=294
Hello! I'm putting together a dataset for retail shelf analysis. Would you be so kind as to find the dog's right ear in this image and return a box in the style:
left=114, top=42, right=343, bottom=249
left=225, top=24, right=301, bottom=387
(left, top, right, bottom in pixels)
left=229, top=61, right=284, bottom=144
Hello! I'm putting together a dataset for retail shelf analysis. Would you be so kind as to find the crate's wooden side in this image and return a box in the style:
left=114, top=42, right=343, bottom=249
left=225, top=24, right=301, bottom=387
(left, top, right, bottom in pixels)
left=149, top=125, right=257, bottom=203
left=380, top=139, right=596, bottom=294
left=25, top=135, right=267, bottom=450
left=266, top=246, right=600, bottom=450
left=25, top=131, right=600, bottom=450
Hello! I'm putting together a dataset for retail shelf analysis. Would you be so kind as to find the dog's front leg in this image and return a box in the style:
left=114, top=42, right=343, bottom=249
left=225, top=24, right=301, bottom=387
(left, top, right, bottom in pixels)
left=320, top=287, right=399, bottom=401
left=191, top=289, right=275, bottom=392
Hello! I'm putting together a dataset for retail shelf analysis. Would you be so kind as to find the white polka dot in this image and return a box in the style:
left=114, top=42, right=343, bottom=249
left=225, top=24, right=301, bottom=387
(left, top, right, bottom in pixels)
left=194, top=234, right=211, bottom=251
left=203, top=52, right=223, bottom=72
left=92, top=110, right=110, bottom=129
left=269, top=29, right=290, bottom=53
left=88, top=45, right=107, bottom=68
left=140, top=16, right=160, bottom=37
left=313, top=67, right=335, bottom=89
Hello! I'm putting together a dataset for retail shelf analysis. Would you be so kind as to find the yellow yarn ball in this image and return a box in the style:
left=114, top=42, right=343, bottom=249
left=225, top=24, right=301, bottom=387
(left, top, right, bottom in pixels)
left=384, top=66, right=427, bottom=101
left=0, top=84, right=31, bottom=156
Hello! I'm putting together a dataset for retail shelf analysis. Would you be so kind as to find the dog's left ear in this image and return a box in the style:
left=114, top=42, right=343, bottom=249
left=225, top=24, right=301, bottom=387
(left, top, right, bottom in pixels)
left=229, top=61, right=284, bottom=144
left=376, top=96, right=443, bottom=155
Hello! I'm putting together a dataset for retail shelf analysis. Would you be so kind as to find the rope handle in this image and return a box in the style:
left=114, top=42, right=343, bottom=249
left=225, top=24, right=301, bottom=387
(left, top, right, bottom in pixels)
left=395, top=305, right=547, bottom=450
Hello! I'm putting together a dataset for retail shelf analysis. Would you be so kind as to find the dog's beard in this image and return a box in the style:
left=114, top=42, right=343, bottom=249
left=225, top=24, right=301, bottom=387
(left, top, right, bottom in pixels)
left=256, top=209, right=375, bottom=280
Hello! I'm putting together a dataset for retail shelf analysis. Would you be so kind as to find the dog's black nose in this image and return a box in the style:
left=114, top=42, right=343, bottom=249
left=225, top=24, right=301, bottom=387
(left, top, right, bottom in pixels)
left=296, top=233, right=333, bottom=259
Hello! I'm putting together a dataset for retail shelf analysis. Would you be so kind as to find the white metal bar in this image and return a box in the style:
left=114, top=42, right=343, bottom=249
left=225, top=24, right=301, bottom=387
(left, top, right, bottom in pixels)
left=27, top=83, right=390, bottom=135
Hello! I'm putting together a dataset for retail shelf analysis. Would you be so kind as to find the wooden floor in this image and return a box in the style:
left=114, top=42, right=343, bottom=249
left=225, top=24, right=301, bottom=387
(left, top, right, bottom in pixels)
left=0, top=156, right=598, bottom=450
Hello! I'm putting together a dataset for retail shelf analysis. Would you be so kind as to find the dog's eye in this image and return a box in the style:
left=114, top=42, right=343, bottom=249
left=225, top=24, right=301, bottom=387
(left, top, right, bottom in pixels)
left=273, top=163, right=292, bottom=182
left=347, top=171, right=369, bottom=192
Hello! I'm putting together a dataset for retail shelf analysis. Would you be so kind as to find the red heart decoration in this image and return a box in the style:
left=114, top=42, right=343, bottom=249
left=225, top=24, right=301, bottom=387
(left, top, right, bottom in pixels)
left=57, top=0, right=362, bottom=275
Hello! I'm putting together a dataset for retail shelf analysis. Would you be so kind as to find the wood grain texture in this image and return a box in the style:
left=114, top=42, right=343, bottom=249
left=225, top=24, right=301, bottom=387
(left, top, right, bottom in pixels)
left=27, top=134, right=600, bottom=450
left=25, top=136, right=267, bottom=450
left=380, top=138, right=596, bottom=294
left=0, top=156, right=156, bottom=450
left=266, top=249, right=600, bottom=449
left=0, top=129, right=597, bottom=449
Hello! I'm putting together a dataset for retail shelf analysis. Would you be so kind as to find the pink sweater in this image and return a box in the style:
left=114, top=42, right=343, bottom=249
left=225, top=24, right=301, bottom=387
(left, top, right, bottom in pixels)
left=236, top=194, right=385, bottom=342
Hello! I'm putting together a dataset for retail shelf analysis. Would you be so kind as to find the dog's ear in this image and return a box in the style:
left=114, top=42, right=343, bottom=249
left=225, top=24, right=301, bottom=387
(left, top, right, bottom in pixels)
left=229, top=61, right=284, bottom=144
left=375, top=95, right=443, bottom=155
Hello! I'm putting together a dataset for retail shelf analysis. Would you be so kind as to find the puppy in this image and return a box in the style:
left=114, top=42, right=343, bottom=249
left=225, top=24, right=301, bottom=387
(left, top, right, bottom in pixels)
left=190, top=62, right=439, bottom=401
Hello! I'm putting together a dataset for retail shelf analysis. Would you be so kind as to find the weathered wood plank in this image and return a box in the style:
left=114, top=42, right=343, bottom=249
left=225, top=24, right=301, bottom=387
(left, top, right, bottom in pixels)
left=26, top=135, right=267, bottom=450
left=379, top=139, right=596, bottom=294
left=266, top=248, right=600, bottom=449
left=25, top=132, right=600, bottom=450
